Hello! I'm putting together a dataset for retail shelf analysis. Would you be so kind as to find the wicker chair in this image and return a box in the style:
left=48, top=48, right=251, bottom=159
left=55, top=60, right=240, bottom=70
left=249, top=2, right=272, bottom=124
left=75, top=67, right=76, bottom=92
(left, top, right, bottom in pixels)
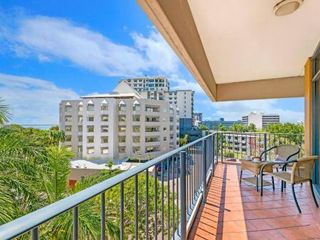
left=240, top=145, right=300, bottom=192
left=260, top=156, right=319, bottom=213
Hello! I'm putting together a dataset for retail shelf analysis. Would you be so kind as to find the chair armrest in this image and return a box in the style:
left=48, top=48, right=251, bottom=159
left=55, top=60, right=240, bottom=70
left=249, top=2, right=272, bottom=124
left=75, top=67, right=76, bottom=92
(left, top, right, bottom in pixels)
left=259, top=145, right=278, bottom=160
left=260, top=159, right=298, bottom=174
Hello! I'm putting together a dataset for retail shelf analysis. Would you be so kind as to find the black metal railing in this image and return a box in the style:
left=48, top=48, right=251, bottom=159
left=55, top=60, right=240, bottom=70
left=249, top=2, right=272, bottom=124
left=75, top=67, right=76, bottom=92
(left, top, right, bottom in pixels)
left=0, top=134, right=217, bottom=240
left=218, top=131, right=304, bottom=162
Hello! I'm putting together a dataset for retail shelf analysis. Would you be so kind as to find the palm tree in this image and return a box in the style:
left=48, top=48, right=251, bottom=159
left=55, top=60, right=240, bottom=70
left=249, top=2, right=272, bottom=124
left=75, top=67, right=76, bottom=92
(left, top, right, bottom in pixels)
left=0, top=98, right=10, bottom=125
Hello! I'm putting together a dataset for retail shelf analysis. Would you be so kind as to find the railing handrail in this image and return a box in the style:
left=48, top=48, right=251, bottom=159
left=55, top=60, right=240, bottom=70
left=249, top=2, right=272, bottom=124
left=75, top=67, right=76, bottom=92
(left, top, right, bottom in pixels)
left=218, top=131, right=304, bottom=136
left=0, top=133, right=215, bottom=239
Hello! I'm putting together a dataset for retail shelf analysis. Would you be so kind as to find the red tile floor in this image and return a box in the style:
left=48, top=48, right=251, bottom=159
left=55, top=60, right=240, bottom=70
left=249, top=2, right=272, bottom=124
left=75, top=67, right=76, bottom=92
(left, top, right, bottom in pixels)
left=188, top=163, right=320, bottom=240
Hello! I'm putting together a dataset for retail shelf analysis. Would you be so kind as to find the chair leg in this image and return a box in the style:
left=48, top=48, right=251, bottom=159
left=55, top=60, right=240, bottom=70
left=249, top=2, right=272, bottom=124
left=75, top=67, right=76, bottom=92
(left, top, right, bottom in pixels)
left=281, top=181, right=284, bottom=192
left=256, top=176, right=259, bottom=192
left=271, top=176, right=275, bottom=191
left=310, top=179, right=319, bottom=208
left=292, top=184, right=302, bottom=214
left=260, top=173, right=264, bottom=196
left=239, top=170, right=243, bottom=184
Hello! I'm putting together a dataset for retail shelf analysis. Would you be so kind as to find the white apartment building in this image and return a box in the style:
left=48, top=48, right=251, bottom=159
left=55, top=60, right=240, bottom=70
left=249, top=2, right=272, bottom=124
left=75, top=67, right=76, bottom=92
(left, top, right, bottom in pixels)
left=242, top=112, right=280, bottom=129
left=122, top=77, right=194, bottom=118
left=60, top=82, right=179, bottom=160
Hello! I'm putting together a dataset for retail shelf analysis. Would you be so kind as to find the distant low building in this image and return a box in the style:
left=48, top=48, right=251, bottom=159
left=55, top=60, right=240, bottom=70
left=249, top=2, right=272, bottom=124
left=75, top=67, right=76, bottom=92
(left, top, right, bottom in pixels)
left=202, top=118, right=241, bottom=130
left=242, top=112, right=280, bottom=129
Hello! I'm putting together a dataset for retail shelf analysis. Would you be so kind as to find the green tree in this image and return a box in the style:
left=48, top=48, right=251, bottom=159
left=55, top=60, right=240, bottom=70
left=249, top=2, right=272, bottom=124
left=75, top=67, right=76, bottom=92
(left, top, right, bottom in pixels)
left=264, top=123, right=304, bottom=145
left=230, top=123, right=246, bottom=132
left=0, top=98, right=10, bottom=125
left=179, top=134, right=189, bottom=146
left=199, top=124, right=208, bottom=131
left=247, top=123, right=257, bottom=132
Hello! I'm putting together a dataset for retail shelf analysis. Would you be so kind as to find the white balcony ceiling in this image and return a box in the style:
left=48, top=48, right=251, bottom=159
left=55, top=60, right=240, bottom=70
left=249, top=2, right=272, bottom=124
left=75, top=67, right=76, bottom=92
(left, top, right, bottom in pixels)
left=188, top=0, right=320, bottom=84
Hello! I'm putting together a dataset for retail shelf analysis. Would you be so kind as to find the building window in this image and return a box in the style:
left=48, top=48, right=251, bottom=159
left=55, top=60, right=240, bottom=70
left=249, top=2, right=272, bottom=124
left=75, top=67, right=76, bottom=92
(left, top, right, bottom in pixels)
left=133, top=101, right=140, bottom=111
left=65, top=115, right=72, bottom=122
left=78, top=116, right=83, bottom=123
left=65, top=102, right=72, bottom=112
left=101, top=136, right=108, bottom=143
left=65, top=125, right=72, bottom=131
left=133, top=136, right=140, bottom=143
left=78, top=146, right=82, bottom=153
left=119, top=115, right=126, bottom=122
left=65, top=135, right=72, bottom=142
left=87, top=101, right=94, bottom=111
left=87, top=125, right=94, bottom=133
left=78, top=102, right=83, bottom=112
left=87, top=116, right=94, bottom=122
left=87, top=136, right=94, bottom=143
left=78, top=125, right=83, bottom=132
left=133, top=147, right=140, bottom=154
left=119, top=136, right=126, bottom=143
left=101, top=115, right=108, bottom=121
left=119, top=126, right=126, bottom=132
left=101, top=147, right=109, bottom=154
left=118, top=146, right=126, bottom=154
left=163, top=137, right=167, bottom=141
left=78, top=136, right=83, bottom=142
left=118, top=101, right=126, bottom=111
left=87, top=147, right=94, bottom=154
left=133, top=115, right=140, bottom=122
left=101, top=125, right=108, bottom=133
left=133, top=126, right=140, bottom=132
left=101, top=100, right=108, bottom=111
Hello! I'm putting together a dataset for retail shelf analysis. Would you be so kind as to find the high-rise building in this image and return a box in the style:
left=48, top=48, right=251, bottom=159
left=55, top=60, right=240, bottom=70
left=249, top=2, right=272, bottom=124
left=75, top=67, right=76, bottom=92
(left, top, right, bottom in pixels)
left=242, top=112, right=280, bottom=129
left=121, top=77, right=194, bottom=119
left=60, top=82, right=179, bottom=160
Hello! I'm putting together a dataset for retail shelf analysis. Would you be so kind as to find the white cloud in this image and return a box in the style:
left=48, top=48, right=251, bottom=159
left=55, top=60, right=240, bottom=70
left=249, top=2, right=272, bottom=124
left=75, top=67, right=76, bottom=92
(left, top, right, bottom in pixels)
left=169, top=74, right=205, bottom=94
left=204, top=99, right=304, bottom=123
left=1, top=15, right=180, bottom=78
left=0, top=73, right=79, bottom=124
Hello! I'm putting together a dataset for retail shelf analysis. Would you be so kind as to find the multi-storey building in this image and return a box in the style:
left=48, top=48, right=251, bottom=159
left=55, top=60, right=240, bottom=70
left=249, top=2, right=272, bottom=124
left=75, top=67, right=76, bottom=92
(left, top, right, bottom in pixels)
left=60, top=82, right=179, bottom=160
left=242, top=112, right=280, bottom=129
left=122, top=76, right=169, bottom=92
left=202, top=118, right=241, bottom=130
left=121, top=77, right=194, bottom=119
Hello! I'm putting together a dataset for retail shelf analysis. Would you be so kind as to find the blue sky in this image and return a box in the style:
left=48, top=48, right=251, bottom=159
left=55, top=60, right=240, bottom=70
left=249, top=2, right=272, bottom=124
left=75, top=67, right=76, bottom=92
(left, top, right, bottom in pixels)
left=0, top=0, right=304, bottom=124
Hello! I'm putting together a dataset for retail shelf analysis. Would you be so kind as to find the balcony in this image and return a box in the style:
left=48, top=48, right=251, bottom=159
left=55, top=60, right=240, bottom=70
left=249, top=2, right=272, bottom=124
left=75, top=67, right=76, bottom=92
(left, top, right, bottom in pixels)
left=1, top=132, right=319, bottom=240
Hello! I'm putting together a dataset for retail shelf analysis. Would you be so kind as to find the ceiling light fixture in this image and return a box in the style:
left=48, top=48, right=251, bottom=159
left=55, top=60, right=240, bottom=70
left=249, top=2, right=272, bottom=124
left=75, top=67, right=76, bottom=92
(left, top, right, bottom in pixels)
left=274, top=0, right=304, bottom=16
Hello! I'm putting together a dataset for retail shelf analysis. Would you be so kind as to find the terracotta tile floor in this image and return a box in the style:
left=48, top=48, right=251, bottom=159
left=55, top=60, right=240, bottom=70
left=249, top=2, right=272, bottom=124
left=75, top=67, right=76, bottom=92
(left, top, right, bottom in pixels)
left=188, top=163, right=320, bottom=240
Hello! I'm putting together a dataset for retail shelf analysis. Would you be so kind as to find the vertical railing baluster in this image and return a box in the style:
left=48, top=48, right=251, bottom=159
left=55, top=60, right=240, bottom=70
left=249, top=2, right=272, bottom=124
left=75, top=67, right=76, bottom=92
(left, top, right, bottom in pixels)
left=31, top=227, right=38, bottom=240
left=172, top=155, right=175, bottom=240
left=167, top=157, right=170, bottom=239
left=161, top=161, right=164, bottom=240
left=202, top=139, right=207, bottom=204
left=154, top=166, right=158, bottom=239
left=135, top=175, right=139, bottom=239
left=145, top=170, right=149, bottom=239
left=176, top=156, right=179, bottom=232
left=101, top=192, right=105, bottom=240
left=180, top=151, right=187, bottom=240
left=120, top=182, right=124, bottom=240
left=212, top=134, right=215, bottom=176
left=73, top=206, right=78, bottom=240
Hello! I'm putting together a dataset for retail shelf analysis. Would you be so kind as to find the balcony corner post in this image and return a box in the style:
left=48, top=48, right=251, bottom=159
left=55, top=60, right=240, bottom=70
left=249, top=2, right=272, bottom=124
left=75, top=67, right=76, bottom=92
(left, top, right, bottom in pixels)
left=180, top=151, right=187, bottom=240
left=202, top=139, right=207, bottom=204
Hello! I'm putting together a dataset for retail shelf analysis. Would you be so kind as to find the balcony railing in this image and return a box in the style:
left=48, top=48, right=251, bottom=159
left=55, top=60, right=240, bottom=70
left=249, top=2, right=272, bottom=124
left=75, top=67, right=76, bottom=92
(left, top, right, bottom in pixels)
left=218, top=131, right=304, bottom=161
left=0, top=131, right=304, bottom=239
left=0, top=133, right=216, bottom=240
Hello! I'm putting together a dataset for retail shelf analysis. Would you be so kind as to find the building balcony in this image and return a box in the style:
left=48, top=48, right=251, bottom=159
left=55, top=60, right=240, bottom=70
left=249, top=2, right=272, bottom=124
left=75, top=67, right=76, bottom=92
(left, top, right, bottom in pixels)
left=1, top=132, right=320, bottom=240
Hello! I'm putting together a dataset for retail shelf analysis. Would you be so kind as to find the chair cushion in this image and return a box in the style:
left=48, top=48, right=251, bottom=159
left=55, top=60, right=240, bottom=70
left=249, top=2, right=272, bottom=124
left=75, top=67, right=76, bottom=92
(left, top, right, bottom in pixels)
left=270, top=171, right=306, bottom=184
